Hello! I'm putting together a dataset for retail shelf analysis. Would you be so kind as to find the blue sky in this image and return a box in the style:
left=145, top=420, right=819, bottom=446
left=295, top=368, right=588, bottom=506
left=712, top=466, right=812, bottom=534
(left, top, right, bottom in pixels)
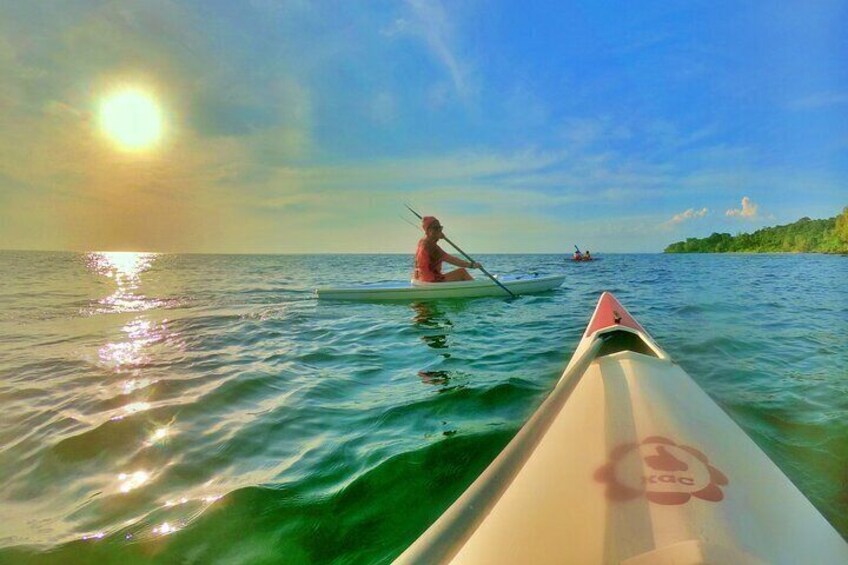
left=1, top=0, right=845, bottom=252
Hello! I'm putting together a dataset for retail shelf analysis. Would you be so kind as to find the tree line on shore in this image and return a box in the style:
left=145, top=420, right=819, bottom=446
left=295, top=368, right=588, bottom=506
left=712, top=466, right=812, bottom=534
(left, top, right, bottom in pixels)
left=664, top=207, right=848, bottom=253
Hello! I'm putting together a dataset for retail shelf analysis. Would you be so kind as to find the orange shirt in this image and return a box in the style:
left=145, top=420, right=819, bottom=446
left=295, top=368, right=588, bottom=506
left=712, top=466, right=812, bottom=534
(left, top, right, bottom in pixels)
left=415, top=239, right=447, bottom=282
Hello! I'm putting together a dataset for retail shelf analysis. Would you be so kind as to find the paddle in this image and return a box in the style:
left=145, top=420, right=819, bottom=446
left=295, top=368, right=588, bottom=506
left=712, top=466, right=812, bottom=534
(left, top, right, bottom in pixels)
left=405, top=205, right=516, bottom=298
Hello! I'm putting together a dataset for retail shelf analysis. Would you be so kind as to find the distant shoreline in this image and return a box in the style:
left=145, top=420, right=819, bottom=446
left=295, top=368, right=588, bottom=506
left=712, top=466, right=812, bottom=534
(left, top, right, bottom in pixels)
left=665, top=208, right=848, bottom=254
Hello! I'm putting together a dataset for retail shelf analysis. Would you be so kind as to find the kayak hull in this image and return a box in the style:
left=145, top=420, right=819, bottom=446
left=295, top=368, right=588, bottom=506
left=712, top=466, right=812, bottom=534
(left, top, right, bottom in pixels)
left=397, top=292, right=848, bottom=564
left=316, top=274, right=565, bottom=301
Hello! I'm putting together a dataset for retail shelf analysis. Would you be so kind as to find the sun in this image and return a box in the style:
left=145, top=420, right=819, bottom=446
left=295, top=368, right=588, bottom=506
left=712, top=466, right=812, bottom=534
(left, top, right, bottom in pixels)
left=99, top=88, right=164, bottom=151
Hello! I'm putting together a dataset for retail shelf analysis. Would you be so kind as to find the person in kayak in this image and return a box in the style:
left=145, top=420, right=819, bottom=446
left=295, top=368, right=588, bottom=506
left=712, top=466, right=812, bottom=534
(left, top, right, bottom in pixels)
left=415, top=216, right=480, bottom=282
left=584, top=250, right=591, bottom=260
left=573, top=250, right=583, bottom=261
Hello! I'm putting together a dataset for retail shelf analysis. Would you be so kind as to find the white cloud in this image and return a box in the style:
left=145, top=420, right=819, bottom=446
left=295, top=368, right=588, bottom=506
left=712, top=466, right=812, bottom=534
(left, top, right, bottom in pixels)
left=725, top=196, right=759, bottom=218
left=668, top=207, right=709, bottom=224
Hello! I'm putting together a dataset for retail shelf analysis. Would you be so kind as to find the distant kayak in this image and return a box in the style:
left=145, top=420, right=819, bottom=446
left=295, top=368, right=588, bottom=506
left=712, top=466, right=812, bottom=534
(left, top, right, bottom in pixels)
left=570, top=257, right=598, bottom=262
left=397, top=292, right=848, bottom=564
left=316, top=274, right=565, bottom=301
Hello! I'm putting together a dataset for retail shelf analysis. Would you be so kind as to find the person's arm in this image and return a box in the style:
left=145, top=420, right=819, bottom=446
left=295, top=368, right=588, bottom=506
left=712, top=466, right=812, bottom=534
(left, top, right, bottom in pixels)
left=443, top=252, right=480, bottom=269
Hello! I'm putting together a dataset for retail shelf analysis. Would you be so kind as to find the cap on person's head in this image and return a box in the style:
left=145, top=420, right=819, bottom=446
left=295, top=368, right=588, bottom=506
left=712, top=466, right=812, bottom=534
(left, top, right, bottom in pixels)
left=422, top=216, right=440, bottom=232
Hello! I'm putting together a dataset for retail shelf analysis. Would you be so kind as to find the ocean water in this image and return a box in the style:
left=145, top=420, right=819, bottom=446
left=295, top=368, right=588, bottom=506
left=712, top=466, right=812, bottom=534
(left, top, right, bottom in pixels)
left=0, top=251, right=845, bottom=563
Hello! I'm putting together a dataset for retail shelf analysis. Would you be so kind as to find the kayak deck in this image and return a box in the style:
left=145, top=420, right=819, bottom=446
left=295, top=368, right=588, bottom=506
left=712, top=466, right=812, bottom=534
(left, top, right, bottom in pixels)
left=397, top=293, right=848, bottom=564
left=316, top=274, right=565, bottom=301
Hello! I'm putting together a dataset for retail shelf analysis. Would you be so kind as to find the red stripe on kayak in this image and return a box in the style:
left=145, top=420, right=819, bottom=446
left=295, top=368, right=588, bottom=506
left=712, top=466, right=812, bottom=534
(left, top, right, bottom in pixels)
left=585, top=292, right=645, bottom=336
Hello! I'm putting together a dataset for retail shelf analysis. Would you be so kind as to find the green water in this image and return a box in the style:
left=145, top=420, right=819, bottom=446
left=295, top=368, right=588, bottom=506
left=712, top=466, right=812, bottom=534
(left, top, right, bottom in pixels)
left=0, top=251, right=845, bottom=563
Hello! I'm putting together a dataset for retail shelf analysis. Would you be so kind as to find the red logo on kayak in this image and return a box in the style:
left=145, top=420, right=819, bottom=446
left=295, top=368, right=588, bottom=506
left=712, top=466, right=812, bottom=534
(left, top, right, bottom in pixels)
left=594, top=436, right=728, bottom=505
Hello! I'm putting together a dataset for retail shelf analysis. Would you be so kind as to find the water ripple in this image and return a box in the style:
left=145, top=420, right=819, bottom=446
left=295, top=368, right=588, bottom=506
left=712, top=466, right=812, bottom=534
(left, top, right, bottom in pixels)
left=0, top=251, right=845, bottom=559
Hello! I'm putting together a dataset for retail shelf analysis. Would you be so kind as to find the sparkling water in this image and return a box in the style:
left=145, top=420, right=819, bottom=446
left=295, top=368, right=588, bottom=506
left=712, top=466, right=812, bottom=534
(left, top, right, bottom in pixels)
left=1, top=251, right=845, bottom=562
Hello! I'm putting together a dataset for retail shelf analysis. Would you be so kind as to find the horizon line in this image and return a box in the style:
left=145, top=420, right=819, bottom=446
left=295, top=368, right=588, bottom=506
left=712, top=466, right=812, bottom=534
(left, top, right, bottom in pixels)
left=0, top=248, right=662, bottom=256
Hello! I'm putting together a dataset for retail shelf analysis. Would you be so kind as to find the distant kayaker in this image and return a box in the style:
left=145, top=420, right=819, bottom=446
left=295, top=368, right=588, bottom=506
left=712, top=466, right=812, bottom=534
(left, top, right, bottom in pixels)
left=414, top=216, right=480, bottom=282
left=573, top=250, right=583, bottom=261
left=584, top=250, right=591, bottom=260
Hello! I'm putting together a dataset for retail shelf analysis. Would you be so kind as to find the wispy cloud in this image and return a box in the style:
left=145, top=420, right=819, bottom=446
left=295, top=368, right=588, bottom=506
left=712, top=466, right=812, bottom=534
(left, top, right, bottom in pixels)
left=302, top=147, right=570, bottom=191
left=560, top=116, right=632, bottom=147
left=725, top=196, right=759, bottom=218
left=387, top=0, right=471, bottom=100
left=668, top=207, right=709, bottom=224
left=790, top=91, right=848, bottom=110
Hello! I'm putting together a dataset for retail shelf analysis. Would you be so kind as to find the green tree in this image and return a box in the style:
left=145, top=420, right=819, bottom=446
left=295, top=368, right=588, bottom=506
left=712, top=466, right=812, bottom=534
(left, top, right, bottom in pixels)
left=835, top=207, right=848, bottom=246
left=664, top=208, right=848, bottom=253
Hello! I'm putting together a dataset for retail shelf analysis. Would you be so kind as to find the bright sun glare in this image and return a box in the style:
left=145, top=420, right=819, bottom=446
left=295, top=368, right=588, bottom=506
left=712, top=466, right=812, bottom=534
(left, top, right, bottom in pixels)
left=99, top=89, right=164, bottom=150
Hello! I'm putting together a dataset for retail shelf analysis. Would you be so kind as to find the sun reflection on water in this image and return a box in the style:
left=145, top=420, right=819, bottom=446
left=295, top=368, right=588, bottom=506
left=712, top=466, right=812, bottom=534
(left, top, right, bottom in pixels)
left=86, top=251, right=157, bottom=281
left=85, top=251, right=165, bottom=313
left=76, top=251, right=228, bottom=545
left=118, top=470, right=150, bottom=493
left=152, top=522, right=179, bottom=536
left=121, top=377, right=155, bottom=395
left=145, top=423, right=174, bottom=446
left=111, top=401, right=152, bottom=421
left=98, top=318, right=171, bottom=372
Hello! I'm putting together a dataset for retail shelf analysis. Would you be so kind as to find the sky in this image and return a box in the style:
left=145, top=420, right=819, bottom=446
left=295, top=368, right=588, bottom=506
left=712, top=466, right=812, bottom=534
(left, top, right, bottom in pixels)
left=0, top=0, right=845, bottom=253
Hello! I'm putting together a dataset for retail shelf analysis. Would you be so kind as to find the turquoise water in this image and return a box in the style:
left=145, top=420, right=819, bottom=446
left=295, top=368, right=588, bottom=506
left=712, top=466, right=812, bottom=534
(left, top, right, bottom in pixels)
left=0, top=251, right=845, bottom=563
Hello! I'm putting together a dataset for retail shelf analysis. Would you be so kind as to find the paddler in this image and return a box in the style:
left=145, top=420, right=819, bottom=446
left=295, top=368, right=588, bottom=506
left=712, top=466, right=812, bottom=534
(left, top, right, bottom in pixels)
left=573, top=249, right=583, bottom=261
left=414, top=216, right=480, bottom=282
